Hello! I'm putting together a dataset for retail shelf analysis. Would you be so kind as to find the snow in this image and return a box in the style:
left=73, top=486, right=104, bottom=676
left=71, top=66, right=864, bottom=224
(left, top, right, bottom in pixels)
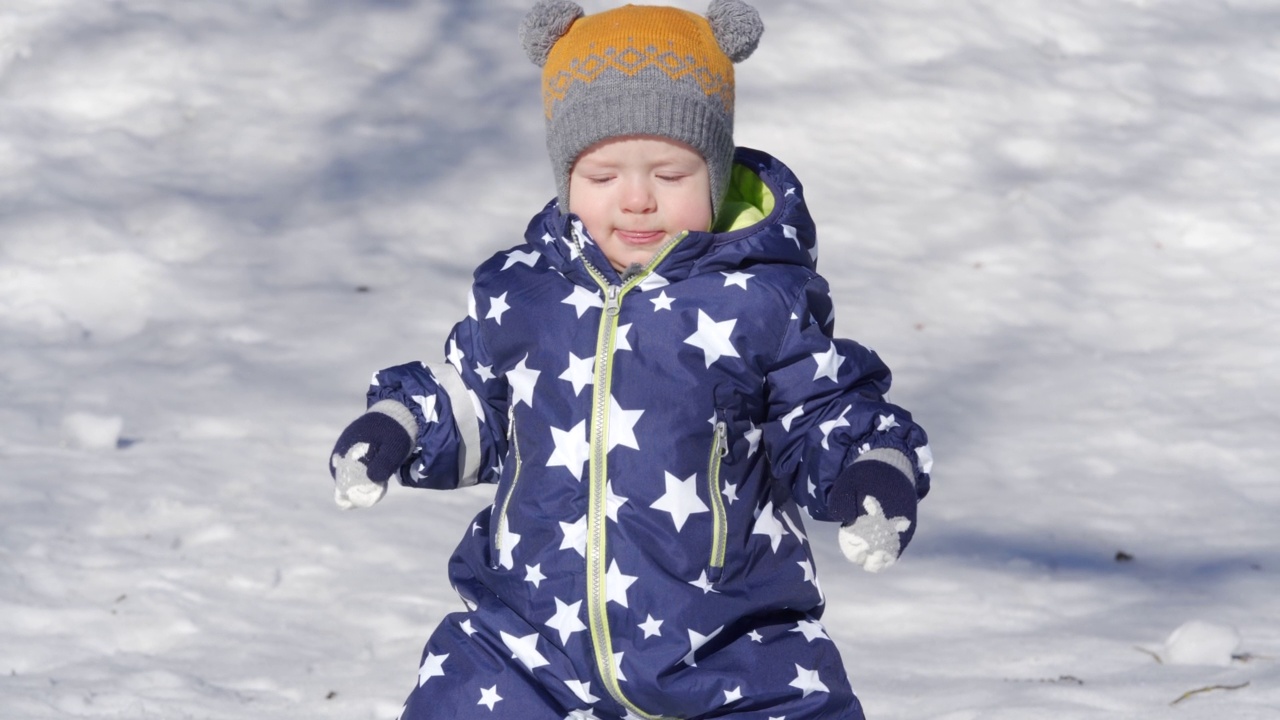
left=1, top=0, right=1276, bottom=717
left=1164, top=621, right=1243, bottom=668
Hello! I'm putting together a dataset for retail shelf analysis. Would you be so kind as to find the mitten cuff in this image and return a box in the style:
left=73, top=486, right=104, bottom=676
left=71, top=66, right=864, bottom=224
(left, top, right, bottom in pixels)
left=828, top=448, right=917, bottom=524
left=854, top=447, right=916, bottom=484
left=367, top=399, right=419, bottom=440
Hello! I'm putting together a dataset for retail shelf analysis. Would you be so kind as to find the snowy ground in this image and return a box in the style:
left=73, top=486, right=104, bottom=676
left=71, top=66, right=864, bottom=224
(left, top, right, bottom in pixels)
left=2, top=0, right=1277, bottom=717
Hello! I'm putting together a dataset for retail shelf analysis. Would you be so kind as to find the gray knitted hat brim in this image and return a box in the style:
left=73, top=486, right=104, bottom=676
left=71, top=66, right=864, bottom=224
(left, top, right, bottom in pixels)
left=547, top=71, right=735, bottom=221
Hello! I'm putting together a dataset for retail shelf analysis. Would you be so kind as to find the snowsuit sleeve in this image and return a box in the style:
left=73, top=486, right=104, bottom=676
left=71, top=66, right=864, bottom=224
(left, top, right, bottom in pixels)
left=366, top=305, right=510, bottom=490
left=762, top=275, right=931, bottom=522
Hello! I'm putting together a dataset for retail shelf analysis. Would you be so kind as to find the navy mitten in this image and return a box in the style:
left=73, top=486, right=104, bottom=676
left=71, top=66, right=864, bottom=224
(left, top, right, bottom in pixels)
left=828, top=449, right=919, bottom=572
left=329, top=400, right=418, bottom=509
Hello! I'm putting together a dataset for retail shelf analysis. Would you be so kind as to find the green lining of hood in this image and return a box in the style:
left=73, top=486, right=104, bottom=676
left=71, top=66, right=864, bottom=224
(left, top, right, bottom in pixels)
left=712, top=162, right=776, bottom=233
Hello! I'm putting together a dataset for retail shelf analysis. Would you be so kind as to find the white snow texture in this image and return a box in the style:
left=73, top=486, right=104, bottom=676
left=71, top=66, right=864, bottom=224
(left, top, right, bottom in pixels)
left=1, top=1, right=1277, bottom=718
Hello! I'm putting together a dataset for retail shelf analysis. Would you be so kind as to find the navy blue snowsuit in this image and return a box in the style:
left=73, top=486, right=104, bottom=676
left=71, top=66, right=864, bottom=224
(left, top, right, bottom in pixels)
left=368, top=149, right=931, bottom=719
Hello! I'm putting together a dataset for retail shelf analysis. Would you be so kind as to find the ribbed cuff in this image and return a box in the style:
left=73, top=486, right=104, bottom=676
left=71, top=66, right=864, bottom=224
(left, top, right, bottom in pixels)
left=367, top=400, right=419, bottom=441
left=854, top=447, right=917, bottom=490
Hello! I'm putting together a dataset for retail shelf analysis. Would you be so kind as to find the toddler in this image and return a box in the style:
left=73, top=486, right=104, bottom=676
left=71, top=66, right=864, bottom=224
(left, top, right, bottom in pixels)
left=329, top=2, right=932, bottom=718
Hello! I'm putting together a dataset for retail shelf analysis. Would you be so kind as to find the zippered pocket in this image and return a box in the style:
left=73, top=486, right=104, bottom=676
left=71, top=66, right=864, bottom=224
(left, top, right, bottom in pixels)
left=706, top=417, right=729, bottom=582
left=492, top=408, right=523, bottom=570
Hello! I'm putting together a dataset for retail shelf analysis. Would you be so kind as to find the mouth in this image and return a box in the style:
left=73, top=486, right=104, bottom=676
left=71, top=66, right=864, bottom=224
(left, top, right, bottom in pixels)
left=616, top=230, right=666, bottom=245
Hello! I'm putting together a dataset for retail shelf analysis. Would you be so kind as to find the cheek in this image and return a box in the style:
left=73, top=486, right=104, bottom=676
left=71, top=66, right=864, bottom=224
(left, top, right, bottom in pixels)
left=674, top=196, right=713, bottom=231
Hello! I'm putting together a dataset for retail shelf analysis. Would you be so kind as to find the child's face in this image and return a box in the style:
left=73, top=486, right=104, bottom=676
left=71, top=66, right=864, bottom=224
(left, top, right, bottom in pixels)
left=568, top=135, right=713, bottom=272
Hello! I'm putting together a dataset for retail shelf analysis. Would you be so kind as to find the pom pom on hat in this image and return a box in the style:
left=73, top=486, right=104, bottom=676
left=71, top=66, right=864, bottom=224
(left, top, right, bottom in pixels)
left=707, top=0, right=764, bottom=62
left=519, top=0, right=584, bottom=68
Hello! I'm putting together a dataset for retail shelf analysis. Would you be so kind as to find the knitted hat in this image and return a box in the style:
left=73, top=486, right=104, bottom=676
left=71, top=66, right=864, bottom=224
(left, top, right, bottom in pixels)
left=520, top=0, right=764, bottom=220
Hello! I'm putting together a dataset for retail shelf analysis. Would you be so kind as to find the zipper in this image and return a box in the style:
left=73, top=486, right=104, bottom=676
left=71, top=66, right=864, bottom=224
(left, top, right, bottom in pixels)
left=575, top=229, right=684, bottom=720
left=707, top=418, right=729, bottom=582
left=492, top=406, right=522, bottom=569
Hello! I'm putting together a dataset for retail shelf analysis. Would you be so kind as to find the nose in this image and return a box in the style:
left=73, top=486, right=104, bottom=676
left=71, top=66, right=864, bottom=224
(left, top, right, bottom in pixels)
left=621, top=178, right=656, bottom=214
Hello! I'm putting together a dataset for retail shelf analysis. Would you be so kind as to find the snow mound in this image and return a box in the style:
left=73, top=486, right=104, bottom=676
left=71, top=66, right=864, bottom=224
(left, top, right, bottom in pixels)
left=62, top=412, right=124, bottom=450
left=1163, top=620, right=1242, bottom=667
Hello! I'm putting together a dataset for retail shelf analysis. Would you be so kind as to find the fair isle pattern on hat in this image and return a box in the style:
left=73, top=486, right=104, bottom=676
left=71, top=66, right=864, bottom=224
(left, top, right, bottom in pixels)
left=521, top=0, right=764, bottom=220
left=540, top=8, right=736, bottom=119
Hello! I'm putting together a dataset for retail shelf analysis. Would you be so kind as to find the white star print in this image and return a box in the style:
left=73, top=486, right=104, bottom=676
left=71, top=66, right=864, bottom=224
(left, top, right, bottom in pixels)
left=797, top=558, right=817, bottom=586
left=559, top=353, right=594, bottom=395
left=780, top=405, right=805, bottom=432
left=688, top=570, right=719, bottom=594
left=565, top=679, right=600, bottom=705
left=418, top=652, right=447, bottom=686
left=474, top=363, right=495, bottom=382
left=501, top=631, right=549, bottom=670
left=917, top=444, right=934, bottom=474
left=748, top=629, right=763, bottom=643
left=563, top=286, right=602, bottom=318
left=501, top=249, right=539, bottom=271
left=792, top=619, right=829, bottom=643
left=606, top=560, right=638, bottom=607
left=638, top=614, right=663, bottom=638
left=682, top=625, right=723, bottom=666
left=614, top=323, right=633, bottom=352
left=684, top=310, right=740, bottom=368
left=562, top=233, right=582, bottom=260
left=745, top=421, right=761, bottom=457
left=789, top=665, right=829, bottom=697
left=460, top=618, right=476, bottom=636
left=607, top=395, right=643, bottom=451
left=722, top=482, right=739, bottom=505
left=497, top=514, right=520, bottom=570
left=446, top=338, right=465, bottom=372
left=525, top=563, right=546, bottom=588
left=559, top=516, right=587, bottom=557
left=753, top=501, right=789, bottom=552
left=877, top=414, right=900, bottom=431
left=613, top=652, right=628, bottom=682
left=478, top=685, right=502, bottom=710
left=541, top=232, right=556, bottom=245
left=638, top=272, right=669, bottom=292
left=650, top=472, right=709, bottom=531
left=605, top=480, right=628, bottom=522
left=780, top=508, right=808, bottom=544
left=819, top=405, right=852, bottom=450
left=486, top=292, right=510, bottom=324
left=722, top=271, right=753, bottom=289
left=723, top=686, right=744, bottom=704
left=508, top=355, right=541, bottom=408
left=545, top=597, right=587, bottom=645
left=651, top=291, right=675, bottom=311
left=783, top=224, right=800, bottom=251
left=811, top=342, right=844, bottom=383
left=547, top=420, right=589, bottom=480
left=411, top=394, right=438, bottom=424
